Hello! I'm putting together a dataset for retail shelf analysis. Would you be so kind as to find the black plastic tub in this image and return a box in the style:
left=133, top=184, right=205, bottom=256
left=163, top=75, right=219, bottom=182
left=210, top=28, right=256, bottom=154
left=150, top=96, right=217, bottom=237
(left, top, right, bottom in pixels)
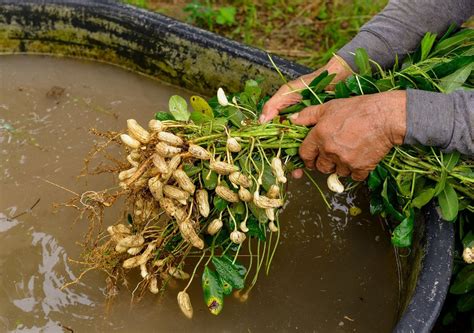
left=0, top=1, right=455, bottom=332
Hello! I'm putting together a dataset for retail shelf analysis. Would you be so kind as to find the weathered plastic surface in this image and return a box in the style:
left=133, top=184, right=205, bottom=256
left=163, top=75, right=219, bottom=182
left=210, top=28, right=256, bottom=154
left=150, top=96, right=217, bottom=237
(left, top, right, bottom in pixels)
left=0, top=1, right=455, bottom=331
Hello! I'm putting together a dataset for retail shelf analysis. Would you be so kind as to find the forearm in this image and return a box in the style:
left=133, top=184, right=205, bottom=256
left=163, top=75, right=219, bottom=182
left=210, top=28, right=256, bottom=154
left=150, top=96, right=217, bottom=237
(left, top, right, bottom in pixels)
left=337, top=0, right=474, bottom=70
left=404, top=90, right=474, bottom=156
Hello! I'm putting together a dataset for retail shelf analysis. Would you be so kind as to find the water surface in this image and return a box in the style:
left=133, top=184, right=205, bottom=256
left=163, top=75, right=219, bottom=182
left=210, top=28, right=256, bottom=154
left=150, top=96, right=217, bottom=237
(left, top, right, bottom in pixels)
left=0, top=55, right=398, bottom=332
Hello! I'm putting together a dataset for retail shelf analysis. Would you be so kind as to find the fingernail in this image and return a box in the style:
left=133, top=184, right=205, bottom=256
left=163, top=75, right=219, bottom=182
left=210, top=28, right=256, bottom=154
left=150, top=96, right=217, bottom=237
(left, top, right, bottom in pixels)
left=258, top=115, right=266, bottom=123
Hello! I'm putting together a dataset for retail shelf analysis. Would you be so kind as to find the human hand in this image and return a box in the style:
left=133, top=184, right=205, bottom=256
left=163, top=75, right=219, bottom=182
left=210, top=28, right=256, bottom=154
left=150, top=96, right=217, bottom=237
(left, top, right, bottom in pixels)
left=290, top=91, right=407, bottom=180
left=259, top=56, right=352, bottom=123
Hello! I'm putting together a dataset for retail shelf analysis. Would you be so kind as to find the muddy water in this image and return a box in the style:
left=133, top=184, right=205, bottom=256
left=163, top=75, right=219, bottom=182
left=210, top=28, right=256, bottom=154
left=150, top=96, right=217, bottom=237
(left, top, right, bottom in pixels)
left=0, top=55, right=399, bottom=332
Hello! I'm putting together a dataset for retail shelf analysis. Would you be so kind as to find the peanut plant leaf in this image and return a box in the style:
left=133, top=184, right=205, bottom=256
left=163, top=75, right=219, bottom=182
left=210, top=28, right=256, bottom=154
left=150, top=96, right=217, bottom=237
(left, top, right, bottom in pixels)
left=355, top=48, right=372, bottom=76
left=411, top=187, right=436, bottom=209
left=169, top=95, right=190, bottom=121
left=212, top=255, right=246, bottom=290
left=391, top=210, right=414, bottom=247
left=450, top=265, right=474, bottom=295
left=202, top=266, right=224, bottom=315
left=437, top=183, right=459, bottom=221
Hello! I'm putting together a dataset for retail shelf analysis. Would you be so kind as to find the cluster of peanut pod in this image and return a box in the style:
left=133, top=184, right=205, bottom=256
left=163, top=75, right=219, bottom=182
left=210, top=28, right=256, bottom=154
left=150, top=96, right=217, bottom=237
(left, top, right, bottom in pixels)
left=109, top=117, right=288, bottom=318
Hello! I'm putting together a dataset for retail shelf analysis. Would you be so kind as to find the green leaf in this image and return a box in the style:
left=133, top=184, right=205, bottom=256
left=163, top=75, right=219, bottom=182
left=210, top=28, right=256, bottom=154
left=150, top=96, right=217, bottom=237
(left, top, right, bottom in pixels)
left=183, top=163, right=202, bottom=177
left=219, top=276, right=233, bottom=295
left=411, top=187, right=435, bottom=209
left=227, top=107, right=245, bottom=128
left=443, top=151, right=461, bottom=172
left=431, top=56, right=474, bottom=78
left=457, top=291, right=474, bottom=312
left=244, top=79, right=262, bottom=103
left=334, top=81, right=351, bottom=98
left=367, top=171, right=382, bottom=190
left=168, top=95, right=190, bottom=121
left=212, top=255, right=246, bottom=289
left=213, top=195, right=228, bottom=211
left=284, top=148, right=298, bottom=156
left=420, top=32, right=437, bottom=61
left=375, top=78, right=393, bottom=92
left=354, top=48, right=371, bottom=76
left=190, top=111, right=212, bottom=124
left=450, top=265, right=474, bottom=295
left=301, top=71, right=328, bottom=99
left=215, top=6, right=236, bottom=26
left=369, top=196, right=384, bottom=215
left=463, top=231, right=474, bottom=248
left=439, top=63, right=472, bottom=93
left=432, top=29, right=474, bottom=57
left=202, top=169, right=218, bottom=190
left=381, top=179, right=405, bottom=222
left=346, top=75, right=378, bottom=95
left=154, top=111, right=174, bottom=121
left=391, top=211, right=414, bottom=247
left=246, top=215, right=266, bottom=240
left=248, top=203, right=268, bottom=224
left=434, top=169, right=447, bottom=196
left=437, top=183, right=459, bottom=221
left=202, top=266, right=224, bottom=315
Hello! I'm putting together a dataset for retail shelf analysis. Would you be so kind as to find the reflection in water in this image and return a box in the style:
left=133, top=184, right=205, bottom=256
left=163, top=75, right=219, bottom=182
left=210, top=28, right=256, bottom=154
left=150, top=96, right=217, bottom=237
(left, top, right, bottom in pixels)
left=0, top=55, right=398, bottom=332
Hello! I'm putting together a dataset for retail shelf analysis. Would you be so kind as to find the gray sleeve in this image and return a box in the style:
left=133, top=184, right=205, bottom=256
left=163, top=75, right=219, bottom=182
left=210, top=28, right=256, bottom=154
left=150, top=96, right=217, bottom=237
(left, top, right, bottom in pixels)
left=404, top=90, right=474, bottom=156
left=337, top=0, right=474, bottom=70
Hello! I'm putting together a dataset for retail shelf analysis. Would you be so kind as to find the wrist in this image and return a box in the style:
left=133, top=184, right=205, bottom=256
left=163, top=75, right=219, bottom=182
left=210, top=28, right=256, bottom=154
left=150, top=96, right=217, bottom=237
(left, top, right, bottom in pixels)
left=381, top=91, right=407, bottom=145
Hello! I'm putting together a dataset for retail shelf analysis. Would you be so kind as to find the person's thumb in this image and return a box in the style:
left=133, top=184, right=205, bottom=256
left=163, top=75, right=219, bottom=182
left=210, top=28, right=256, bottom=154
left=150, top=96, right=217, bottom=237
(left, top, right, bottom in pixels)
left=289, top=104, right=325, bottom=126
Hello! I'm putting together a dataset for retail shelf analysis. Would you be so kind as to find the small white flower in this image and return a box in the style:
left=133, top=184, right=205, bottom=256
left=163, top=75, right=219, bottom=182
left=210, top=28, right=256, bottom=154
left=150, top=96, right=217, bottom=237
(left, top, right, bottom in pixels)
left=217, top=87, right=229, bottom=107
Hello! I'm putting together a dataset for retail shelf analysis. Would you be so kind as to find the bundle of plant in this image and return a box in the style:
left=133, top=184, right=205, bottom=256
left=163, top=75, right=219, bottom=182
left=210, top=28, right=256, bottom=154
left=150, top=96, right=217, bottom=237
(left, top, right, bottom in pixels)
left=69, top=28, right=473, bottom=319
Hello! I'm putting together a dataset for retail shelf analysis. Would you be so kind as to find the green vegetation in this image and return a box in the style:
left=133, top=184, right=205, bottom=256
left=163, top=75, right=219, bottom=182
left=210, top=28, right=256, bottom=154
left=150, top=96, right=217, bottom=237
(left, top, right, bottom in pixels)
left=123, top=0, right=387, bottom=68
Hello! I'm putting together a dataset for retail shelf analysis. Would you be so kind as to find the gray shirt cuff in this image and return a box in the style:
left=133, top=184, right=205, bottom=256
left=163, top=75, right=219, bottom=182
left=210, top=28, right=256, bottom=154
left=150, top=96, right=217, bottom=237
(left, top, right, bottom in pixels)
left=404, top=90, right=474, bottom=155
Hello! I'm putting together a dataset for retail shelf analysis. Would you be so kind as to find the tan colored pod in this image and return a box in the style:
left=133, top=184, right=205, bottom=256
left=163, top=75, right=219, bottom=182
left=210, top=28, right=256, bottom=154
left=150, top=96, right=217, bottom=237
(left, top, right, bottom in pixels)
left=161, top=155, right=182, bottom=181
left=239, top=221, right=249, bottom=233
left=127, top=119, right=150, bottom=143
left=207, top=218, right=223, bottom=235
left=179, top=220, right=204, bottom=249
left=126, top=153, right=140, bottom=167
left=157, top=131, right=184, bottom=146
left=118, top=234, right=145, bottom=248
left=229, top=172, right=252, bottom=188
left=163, top=185, right=189, bottom=201
left=148, top=176, right=164, bottom=201
left=210, top=160, right=239, bottom=175
left=463, top=247, right=474, bottom=264
left=168, top=267, right=190, bottom=280
left=152, top=154, right=169, bottom=174
left=215, top=185, right=240, bottom=203
left=269, top=221, right=279, bottom=232
left=120, top=133, right=141, bottom=149
left=173, top=206, right=188, bottom=222
left=230, top=230, right=246, bottom=244
left=265, top=208, right=275, bottom=221
left=196, top=189, right=210, bottom=218
left=159, top=197, right=177, bottom=217
left=149, top=277, right=159, bottom=294
left=127, top=245, right=143, bottom=255
left=267, top=184, right=280, bottom=199
left=118, top=167, right=137, bottom=181
left=148, top=119, right=164, bottom=132
left=238, top=186, right=253, bottom=202
left=177, top=291, right=193, bottom=319
left=226, top=137, right=241, bottom=153
left=156, top=142, right=182, bottom=158
left=122, top=255, right=142, bottom=269
left=140, top=263, right=149, bottom=278
left=188, top=144, right=211, bottom=160
left=253, top=191, right=284, bottom=209
left=327, top=173, right=344, bottom=193
left=108, top=224, right=131, bottom=236
left=115, top=244, right=128, bottom=253
left=271, top=157, right=287, bottom=184
left=173, top=169, right=196, bottom=194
